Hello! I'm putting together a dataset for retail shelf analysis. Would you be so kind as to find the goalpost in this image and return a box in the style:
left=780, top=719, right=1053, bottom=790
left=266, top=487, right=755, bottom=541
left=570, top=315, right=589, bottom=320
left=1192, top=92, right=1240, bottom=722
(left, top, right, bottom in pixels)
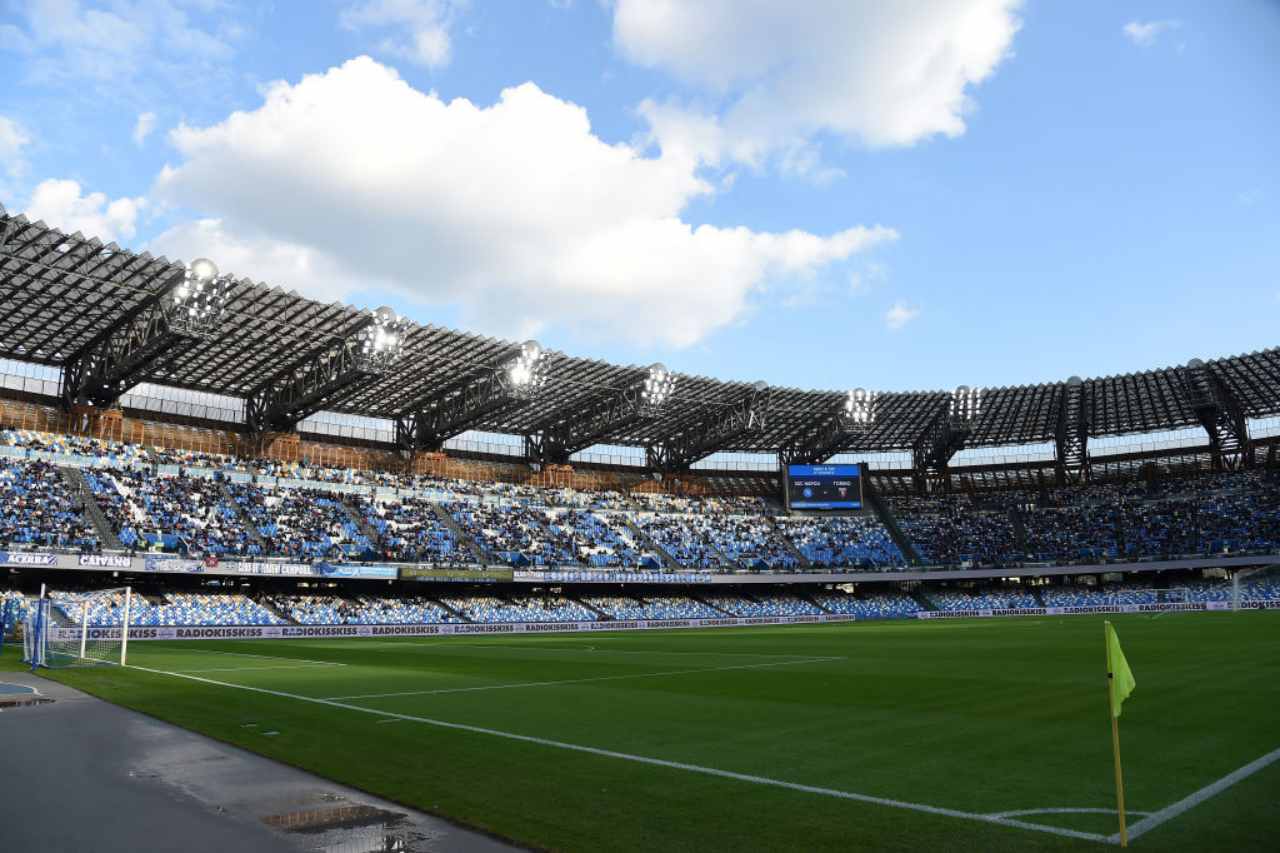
left=1154, top=587, right=1190, bottom=605
left=23, top=587, right=133, bottom=670
left=1232, top=568, right=1265, bottom=612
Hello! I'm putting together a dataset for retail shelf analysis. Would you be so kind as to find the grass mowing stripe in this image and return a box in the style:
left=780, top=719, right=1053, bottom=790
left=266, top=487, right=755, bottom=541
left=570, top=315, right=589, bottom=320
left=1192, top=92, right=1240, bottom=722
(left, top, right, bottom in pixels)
left=1119, top=745, right=1280, bottom=843
left=123, top=660, right=1113, bottom=846
left=324, top=656, right=847, bottom=701
left=150, top=646, right=347, bottom=667
left=351, top=639, right=839, bottom=658
left=175, top=663, right=347, bottom=674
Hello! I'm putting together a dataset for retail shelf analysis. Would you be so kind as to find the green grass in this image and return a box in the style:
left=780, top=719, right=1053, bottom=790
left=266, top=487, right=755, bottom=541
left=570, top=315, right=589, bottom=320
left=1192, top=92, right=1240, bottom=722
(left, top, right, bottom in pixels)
left=12, top=613, right=1280, bottom=851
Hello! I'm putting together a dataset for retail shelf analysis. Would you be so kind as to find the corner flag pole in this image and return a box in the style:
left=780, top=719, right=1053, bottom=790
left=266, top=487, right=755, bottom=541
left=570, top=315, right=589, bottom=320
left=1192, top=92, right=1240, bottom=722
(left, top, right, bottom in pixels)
left=1105, top=621, right=1129, bottom=847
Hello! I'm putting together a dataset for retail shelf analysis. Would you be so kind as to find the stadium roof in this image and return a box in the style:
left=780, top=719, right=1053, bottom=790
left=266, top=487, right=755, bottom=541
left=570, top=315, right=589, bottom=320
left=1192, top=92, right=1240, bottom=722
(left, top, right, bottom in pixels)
left=1, top=206, right=1276, bottom=460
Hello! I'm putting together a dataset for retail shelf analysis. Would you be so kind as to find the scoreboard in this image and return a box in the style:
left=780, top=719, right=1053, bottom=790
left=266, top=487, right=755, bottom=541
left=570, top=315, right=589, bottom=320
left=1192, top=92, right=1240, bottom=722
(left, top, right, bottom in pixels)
left=785, top=464, right=863, bottom=510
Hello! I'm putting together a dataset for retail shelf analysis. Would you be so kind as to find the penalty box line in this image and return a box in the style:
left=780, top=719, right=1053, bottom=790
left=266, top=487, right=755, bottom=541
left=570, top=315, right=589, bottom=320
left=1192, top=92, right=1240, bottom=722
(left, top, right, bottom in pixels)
left=324, top=656, right=847, bottom=701
left=1117, top=744, right=1280, bottom=844
left=122, top=662, right=1110, bottom=846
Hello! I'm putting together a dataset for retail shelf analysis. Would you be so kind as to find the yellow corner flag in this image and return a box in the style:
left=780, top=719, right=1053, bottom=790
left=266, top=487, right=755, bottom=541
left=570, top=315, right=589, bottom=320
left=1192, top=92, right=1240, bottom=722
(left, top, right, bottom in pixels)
left=1106, top=621, right=1137, bottom=717
left=1105, top=621, right=1137, bottom=846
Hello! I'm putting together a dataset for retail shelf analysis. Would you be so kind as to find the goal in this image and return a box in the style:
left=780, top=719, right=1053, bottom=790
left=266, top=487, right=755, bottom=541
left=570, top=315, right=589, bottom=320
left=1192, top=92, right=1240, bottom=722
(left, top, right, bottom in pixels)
left=1154, top=587, right=1190, bottom=604
left=23, top=587, right=133, bottom=670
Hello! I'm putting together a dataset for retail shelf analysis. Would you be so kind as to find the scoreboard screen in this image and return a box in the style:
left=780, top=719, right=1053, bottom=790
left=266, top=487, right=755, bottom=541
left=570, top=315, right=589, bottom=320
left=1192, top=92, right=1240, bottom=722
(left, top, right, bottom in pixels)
left=785, top=464, right=862, bottom=510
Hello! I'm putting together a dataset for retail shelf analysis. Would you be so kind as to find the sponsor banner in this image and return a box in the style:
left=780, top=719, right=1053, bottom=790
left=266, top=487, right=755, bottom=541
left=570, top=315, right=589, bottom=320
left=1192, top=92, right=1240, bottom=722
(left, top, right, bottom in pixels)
left=144, top=557, right=207, bottom=574
left=223, top=560, right=320, bottom=577
left=0, top=551, right=58, bottom=566
left=1231, top=600, right=1280, bottom=611
left=917, top=602, right=1216, bottom=620
left=49, top=613, right=857, bottom=642
left=78, top=554, right=132, bottom=568
left=312, top=563, right=399, bottom=580
left=139, top=557, right=399, bottom=580
left=401, top=567, right=513, bottom=583
left=512, top=569, right=713, bottom=585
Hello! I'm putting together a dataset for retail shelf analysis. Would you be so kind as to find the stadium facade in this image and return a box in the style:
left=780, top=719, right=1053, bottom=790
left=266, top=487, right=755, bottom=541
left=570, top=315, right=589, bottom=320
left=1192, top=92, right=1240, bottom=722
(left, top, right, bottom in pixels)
left=2, top=204, right=1279, bottom=640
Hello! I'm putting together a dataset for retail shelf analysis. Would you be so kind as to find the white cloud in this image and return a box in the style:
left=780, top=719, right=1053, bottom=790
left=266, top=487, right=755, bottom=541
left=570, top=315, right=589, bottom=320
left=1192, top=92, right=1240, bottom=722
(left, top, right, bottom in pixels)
left=2, top=0, right=234, bottom=86
left=26, top=178, right=145, bottom=243
left=615, top=0, right=1022, bottom=172
left=132, top=111, right=157, bottom=146
left=0, top=115, right=31, bottom=181
left=1237, top=188, right=1263, bottom=207
left=849, top=262, right=887, bottom=294
left=1122, top=20, right=1181, bottom=47
left=885, top=300, right=920, bottom=331
left=340, top=0, right=464, bottom=68
left=150, top=57, right=896, bottom=348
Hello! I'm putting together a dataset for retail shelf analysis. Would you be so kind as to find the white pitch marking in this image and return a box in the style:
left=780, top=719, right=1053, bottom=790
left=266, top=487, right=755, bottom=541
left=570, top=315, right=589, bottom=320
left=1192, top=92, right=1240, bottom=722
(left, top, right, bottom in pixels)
left=175, top=663, right=346, bottom=674
left=987, top=807, right=1152, bottom=819
left=121, top=662, right=1111, bottom=846
left=324, top=656, right=846, bottom=701
left=1119, top=744, right=1280, bottom=844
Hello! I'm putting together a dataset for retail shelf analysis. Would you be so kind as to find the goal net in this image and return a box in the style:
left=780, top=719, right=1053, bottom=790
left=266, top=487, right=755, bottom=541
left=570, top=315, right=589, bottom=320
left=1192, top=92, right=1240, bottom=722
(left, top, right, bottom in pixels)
left=23, top=587, right=134, bottom=670
left=1155, top=588, right=1190, bottom=604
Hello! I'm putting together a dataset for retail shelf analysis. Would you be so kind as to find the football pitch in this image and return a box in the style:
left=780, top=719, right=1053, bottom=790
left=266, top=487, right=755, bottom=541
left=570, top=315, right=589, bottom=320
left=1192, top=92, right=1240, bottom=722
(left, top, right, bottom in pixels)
left=12, top=612, right=1280, bottom=851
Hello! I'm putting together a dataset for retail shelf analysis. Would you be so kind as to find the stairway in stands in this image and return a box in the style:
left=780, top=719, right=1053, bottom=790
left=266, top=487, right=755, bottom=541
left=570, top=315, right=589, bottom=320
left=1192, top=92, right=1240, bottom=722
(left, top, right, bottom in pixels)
left=217, top=480, right=269, bottom=553
left=341, top=498, right=383, bottom=554
left=618, top=516, right=678, bottom=568
left=259, top=596, right=297, bottom=624
left=1010, top=508, right=1029, bottom=558
left=575, top=597, right=611, bottom=620
left=429, top=503, right=488, bottom=564
left=767, top=516, right=813, bottom=569
left=61, top=466, right=122, bottom=550
left=863, top=479, right=920, bottom=564
left=909, top=587, right=938, bottom=612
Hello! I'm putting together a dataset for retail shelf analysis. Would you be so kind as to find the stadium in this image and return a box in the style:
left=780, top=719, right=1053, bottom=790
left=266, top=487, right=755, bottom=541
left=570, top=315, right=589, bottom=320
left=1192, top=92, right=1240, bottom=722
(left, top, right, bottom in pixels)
left=2, top=4, right=1278, bottom=853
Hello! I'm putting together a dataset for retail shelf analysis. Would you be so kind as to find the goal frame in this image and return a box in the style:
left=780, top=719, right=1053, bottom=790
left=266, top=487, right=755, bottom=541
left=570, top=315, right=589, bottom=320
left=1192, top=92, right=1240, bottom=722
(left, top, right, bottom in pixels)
left=24, top=587, right=133, bottom=670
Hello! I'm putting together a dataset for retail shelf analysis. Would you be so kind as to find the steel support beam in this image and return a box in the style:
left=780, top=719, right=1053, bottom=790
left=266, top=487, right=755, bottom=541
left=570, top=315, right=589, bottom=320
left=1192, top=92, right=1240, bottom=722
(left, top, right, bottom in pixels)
left=524, top=367, right=675, bottom=465
left=646, top=383, right=771, bottom=473
left=1054, top=376, right=1090, bottom=485
left=1182, top=359, right=1251, bottom=470
left=911, top=388, right=980, bottom=494
left=395, top=366, right=530, bottom=454
left=778, top=392, right=875, bottom=467
left=245, top=310, right=404, bottom=435
left=58, top=269, right=201, bottom=410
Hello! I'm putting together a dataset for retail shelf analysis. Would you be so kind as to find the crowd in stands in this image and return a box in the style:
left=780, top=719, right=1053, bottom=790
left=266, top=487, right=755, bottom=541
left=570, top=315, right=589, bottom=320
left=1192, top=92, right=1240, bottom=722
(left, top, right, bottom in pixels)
left=0, top=459, right=98, bottom=551
left=811, top=590, right=923, bottom=619
left=94, top=469, right=259, bottom=555
left=362, top=497, right=462, bottom=564
left=50, top=590, right=286, bottom=627
left=6, top=426, right=1280, bottom=573
left=438, top=594, right=598, bottom=623
left=5, top=576, right=1276, bottom=631
left=705, top=592, right=823, bottom=617
left=924, top=588, right=1040, bottom=611
left=777, top=516, right=905, bottom=568
left=582, top=595, right=722, bottom=620
left=271, top=594, right=464, bottom=624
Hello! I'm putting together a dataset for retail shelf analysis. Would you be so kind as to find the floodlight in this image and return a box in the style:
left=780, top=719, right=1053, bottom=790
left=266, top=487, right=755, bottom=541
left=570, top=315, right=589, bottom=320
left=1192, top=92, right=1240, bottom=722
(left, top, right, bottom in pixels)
left=844, top=388, right=875, bottom=426
left=169, top=258, right=230, bottom=334
left=354, top=306, right=407, bottom=371
left=641, top=363, right=677, bottom=410
left=506, top=339, right=547, bottom=397
left=189, top=257, right=219, bottom=284
left=951, top=385, right=983, bottom=421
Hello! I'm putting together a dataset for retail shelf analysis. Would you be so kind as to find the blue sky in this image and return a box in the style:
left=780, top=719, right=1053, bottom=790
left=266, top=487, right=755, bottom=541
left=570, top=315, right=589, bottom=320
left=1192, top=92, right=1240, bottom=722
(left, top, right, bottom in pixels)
left=1, top=0, right=1277, bottom=396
